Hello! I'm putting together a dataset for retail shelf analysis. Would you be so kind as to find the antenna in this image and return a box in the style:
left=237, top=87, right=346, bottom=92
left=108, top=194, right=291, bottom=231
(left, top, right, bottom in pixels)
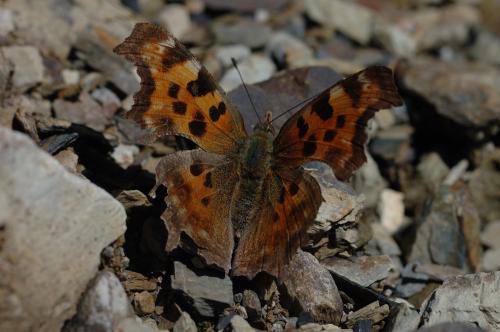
left=270, top=92, right=322, bottom=124
left=231, top=58, right=261, bottom=124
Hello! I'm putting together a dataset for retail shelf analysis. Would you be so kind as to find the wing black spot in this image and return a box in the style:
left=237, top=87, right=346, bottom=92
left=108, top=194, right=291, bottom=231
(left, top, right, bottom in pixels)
left=201, top=197, right=210, bottom=206
left=341, top=75, right=363, bottom=107
left=273, top=211, right=280, bottom=223
left=323, top=130, right=337, bottom=142
left=189, top=164, right=203, bottom=176
left=311, top=93, right=334, bottom=121
left=289, top=182, right=299, bottom=196
left=168, top=83, right=180, bottom=98
left=278, top=187, right=285, bottom=204
left=173, top=101, right=187, bottom=115
left=187, top=68, right=217, bottom=97
left=296, top=116, right=309, bottom=138
left=189, top=111, right=207, bottom=137
left=336, top=115, right=346, bottom=128
left=204, top=172, right=213, bottom=188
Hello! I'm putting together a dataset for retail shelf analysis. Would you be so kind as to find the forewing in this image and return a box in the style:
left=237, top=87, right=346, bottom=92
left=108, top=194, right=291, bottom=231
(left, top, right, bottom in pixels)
left=232, top=168, right=322, bottom=279
left=156, top=149, right=237, bottom=272
left=274, top=66, right=403, bottom=181
left=114, top=23, right=247, bottom=154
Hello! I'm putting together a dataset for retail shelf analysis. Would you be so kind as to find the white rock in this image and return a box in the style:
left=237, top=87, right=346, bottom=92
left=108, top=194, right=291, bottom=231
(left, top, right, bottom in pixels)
left=214, top=44, right=251, bottom=68
left=230, top=315, right=255, bottom=332
left=304, top=0, right=374, bottom=44
left=219, top=54, right=276, bottom=91
left=173, top=311, right=197, bottom=332
left=62, top=69, right=80, bottom=85
left=0, top=127, right=126, bottom=332
left=482, top=248, right=500, bottom=271
left=378, top=189, right=406, bottom=235
left=111, top=144, right=140, bottom=169
left=0, top=9, right=14, bottom=37
left=158, top=4, right=191, bottom=39
left=266, top=32, right=313, bottom=67
left=65, top=271, right=133, bottom=331
left=115, top=317, right=158, bottom=332
left=1, top=45, right=45, bottom=91
left=420, top=272, right=500, bottom=330
left=481, top=221, right=500, bottom=249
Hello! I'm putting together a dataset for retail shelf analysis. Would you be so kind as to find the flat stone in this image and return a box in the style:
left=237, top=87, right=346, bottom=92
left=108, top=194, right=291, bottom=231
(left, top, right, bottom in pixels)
left=266, top=32, right=313, bottom=67
left=282, top=250, right=343, bottom=324
left=171, top=261, right=233, bottom=317
left=305, top=0, right=374, bottom=44
left=418, top=322, right=485, bottom=332
left=1, top=46, right=46, bottom=91
left=417, top=153, right=450, bottom=194
left=214, top=18, right=272, bottom=49
left=322, top=255, right=395, bottom=287
left=214, top=44, right=251, bottom=68
left=64, top=271, right=133, bottom=332
left=420, top=272, right=500, bottom=330
left=353, top=152, right=387, bottom=208
left=219, top=54, right=276, bottom=91
left=399, top=57, right=500, bottom=128
left=133, top=291, right=156, bottom=315
left=482, top=248, right=500, bottom=271
left=53, top=92, right=110, bottom=131
left=173, top=311, right=197, bottom=332
left=0, top=127, right=126, bottom=332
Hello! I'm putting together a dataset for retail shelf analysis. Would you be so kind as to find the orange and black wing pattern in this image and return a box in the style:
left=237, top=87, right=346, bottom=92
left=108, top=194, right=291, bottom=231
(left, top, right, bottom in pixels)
left=274, top=66, right=403, bottom=181
left=114, top=23, right=247, bottom=154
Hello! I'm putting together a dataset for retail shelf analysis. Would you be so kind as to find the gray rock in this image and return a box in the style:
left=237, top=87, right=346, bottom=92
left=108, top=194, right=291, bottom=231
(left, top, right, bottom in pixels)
left=171, top=261, right=233, bottom=317
left=353, top=151, right=387, bottom=208
left=374, top=5, right=479, bottom=56
left=115, top=317, right=158, bottom=332
left=418, top=322, right=485, bottom=332
left=417, top=153, right=450, bottom=194
left=53, top=92, right=110, bottom=131
left=229, top=315, right=255, bottom=332
left=266, top=32, right=313, bottom=67
left=386, top=299, right=420, bottom=332
left=400, top=57, right=500, bottom=128
left=420, top=272, right=500, bottom=330
left=64, top=271, right=133, bottom=332
left=158, top=4, right=191, bottom=39
left=0, top=127, right=126, bottom=332
left=282, top=250, right=343, bottom=324
left=481, top=221, right=500, bottom=249
left=371, top=223, right=402, bottom=257
left=91, top=87, right=121, bottom=116
left=214, top=44, right=251, bottom=68
left=173, top=311, right=197, bottom=332
left=322, top=255, right=395, bottom=287
left=305, top=0, right=374, bottom=45
left=219, top=54, right=276, bottom=91
left=377, top=189, right=406, bottom=235
left=469, top=149, right=500, bottom=223
left=0, top=9, right=14, bottom=37
left=1, top=46, right=46, bottom=91
left=471, top=30, right=500, bottom=66
left=482, top=248, right=500, bottom=271
left=214, top=18, right=272, bottom=49
left=204, top=0, right=287, bottom=11
left=241, top=290, right=261, bottom=321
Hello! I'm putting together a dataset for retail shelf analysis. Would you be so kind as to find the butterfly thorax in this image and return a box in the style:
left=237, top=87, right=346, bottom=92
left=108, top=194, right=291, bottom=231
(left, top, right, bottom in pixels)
left=238, top=127, right=274, bottom=180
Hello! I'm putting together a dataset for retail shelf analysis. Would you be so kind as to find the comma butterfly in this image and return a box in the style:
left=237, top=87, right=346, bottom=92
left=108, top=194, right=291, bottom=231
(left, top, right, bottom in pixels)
left=114, top=23, right=403, bottom=279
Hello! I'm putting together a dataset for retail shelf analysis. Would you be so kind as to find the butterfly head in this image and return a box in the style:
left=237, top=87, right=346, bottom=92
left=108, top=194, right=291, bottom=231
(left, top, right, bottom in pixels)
left=253, top=111, right=275, bottom=135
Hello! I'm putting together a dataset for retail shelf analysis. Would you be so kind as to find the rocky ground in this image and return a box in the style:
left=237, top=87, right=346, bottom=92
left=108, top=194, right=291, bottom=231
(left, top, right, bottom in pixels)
left=1, top=0, right=500, bottom=331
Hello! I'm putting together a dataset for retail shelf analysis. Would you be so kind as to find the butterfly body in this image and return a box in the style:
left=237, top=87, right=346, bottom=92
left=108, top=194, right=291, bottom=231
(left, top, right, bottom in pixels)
left=114, top=23, right=403, bottom=279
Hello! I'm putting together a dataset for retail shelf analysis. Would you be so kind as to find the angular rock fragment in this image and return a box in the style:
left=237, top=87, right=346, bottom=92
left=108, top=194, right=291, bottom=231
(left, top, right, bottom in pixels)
left=0, top=127, right=126, bottom=332
left=1, top=45, right=46, bottom=91
left=173, top=311, right=197, bottom=332
left=171, top=261, right=233, bottom=317
left=282, top=250, right=343, bottom=324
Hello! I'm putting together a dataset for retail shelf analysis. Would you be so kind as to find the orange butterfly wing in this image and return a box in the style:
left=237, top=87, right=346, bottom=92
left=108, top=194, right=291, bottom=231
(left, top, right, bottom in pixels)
left=274, top=66, right=403, bottom=181
left=113, top=23, right=247, bottom=154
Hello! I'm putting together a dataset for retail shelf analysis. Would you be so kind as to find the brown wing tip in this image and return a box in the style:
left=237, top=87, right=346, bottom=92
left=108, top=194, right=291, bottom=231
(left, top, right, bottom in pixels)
left=362, top=66, right=403, bottom=108
left=113, top=22, right=170, bottom=56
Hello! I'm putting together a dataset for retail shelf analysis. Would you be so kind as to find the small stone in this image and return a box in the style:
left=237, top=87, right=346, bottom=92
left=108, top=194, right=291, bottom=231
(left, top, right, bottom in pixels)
left=417, top=153, right=450, bottom=194
left=219, top=54, right=276, bottom=91
left=91, top=87, right=121, bottom=115
left=64, top=271, right=133, bottom=332
left=378, top=189, right=405, bottom=235
left=420, top=272, right=500, bottom=330
left=241, top=290, right=261, bottom=321
left=111, top=144, right=139, bottom=169
left=266, top=32, right=313, bottom=67
left=418, top=322, right=485, bottom=332
left=204, top=0, right=287, bottom=11
left=214, top=44, right=251, bottom=68
left=80, top=72, right=105, bottom=92
left=1, top=45, right=46, bottom=91
left=171, top=261, right=233, bottom=317
left=481, top=221, right=500, bottom=249
left=353, top=152, right=387, bottom=208
left=62, top=69, right=80, bottom=85
left=229, top=315, right=255, bottom=332
left=471, top=30, right=500, bottom=66
left=305, top=0, right=374, bottom=44
left=133, top=291, right=156, bottom=315
left=53, top=92, right=109, bottom=131
left=385, top=298, right=420, bottom=332
left=469, top=149, right=500, bottom=223
left=282, top=250, right=343, bottom=324
left=371, top=223, right=402, bottom=257
left=158, top=4, right=191, bottom=39
left=322, top=255, right=395, bottom=287
left=123, top=270, right=157, bottom=292
left=115, top=317, right=158, bottom=332
left=345, top=301, right=390, bottom=329
left=0, top=9, right=14, bottom=37
left=173, top=311, right=197, bottom=332
left=11, top=94, right=52, bottom=117
left=214, top=18, right=272, bottom=49
left=482, top=248, right=500, bottom=271
left=0, top=127, right=126, bottom=332
left=54, top=148, right=79, bottom=173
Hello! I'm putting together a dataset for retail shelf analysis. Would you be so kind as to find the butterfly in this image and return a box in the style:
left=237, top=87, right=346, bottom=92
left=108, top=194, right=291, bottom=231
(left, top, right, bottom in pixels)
left=114, top=23, right=403, bottom=279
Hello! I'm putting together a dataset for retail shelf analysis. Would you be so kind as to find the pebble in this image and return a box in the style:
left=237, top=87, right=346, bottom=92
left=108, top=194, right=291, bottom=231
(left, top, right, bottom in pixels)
left=1, top=45, right=46, bottom=91
left=158, top=4, right=192, bottom=39
left=171, top=261, right=233, bottom=317
left=0, top=127, right=126, bottom=332
left=214, top=18, right=272, bottom=49
left=378, top=189, right=406, bottom=235
left=0, top=9, right=14, bottom=37
left=469, top=149, right=500, bottom=223
left=481, top=221, right=500, bottom=249
left=481, top=248, right=500, bottom=271
left=173, top=312, right=197, bottom=332
left=214, top=44, right=251, bottom=68
left=62, top=69, right=80, bottom=85
left=133, top=291, right=156, bottom=315
left=266, top=32, right=313, bottom=67
left=219, top=54, right=276, bottom=91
